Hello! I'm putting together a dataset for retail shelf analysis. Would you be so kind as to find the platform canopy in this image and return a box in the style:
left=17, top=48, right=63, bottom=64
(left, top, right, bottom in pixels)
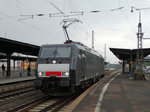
left=0, top=37, right=40, bottom=56
left=110, top=48, right=150, bottom=61
left=0, top=37, right=41, bottom=76
left=0, top=55, right=37, bottom=61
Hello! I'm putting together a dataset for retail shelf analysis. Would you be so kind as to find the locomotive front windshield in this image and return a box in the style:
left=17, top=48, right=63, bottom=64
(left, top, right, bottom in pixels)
left=40, top=46, right=71, bottom=58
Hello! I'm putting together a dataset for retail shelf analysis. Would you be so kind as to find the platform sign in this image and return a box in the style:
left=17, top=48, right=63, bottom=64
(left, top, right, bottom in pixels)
left=21, top=62, right=24, bottom=68
left=130, top=61, right=133, bottom=64
left=25, top=59, right=29, bottom=63
left=21, top=62, right=35, bottom=69
left=30, top=62, right=35, bottom=69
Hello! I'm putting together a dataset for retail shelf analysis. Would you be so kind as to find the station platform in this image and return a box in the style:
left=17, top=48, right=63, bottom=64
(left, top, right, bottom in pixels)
left=70, top=71, right=150, bottom=112
left=0, top=70, right=36, bottom=85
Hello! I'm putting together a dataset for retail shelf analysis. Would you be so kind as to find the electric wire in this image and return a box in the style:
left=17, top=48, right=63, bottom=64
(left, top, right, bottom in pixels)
left=70, top=0, right=94, bottom=30
left=15, top=0, right=34, bottom=14
left=0, top=11, right=60, bottom=41
left=63, top=0, right=67, bottom=10
left=124, top=0, right=137, bottom=27
left=45, top=0, right=88, bottom=42
left=120, top=10, right=136, bottom=34
left=65, top=0, right=94, bottom=42
left=72, top=23, right=87, bottom=39
left=3, top=0, right=150, bottom=46
left=46, top=0, right=65, bottom=15
left=6, top=0, right=61, bottom=41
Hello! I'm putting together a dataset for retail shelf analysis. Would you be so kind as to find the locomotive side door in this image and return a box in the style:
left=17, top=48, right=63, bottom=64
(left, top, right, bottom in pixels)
left=76, top=50, right=86, bottom=86
left=80, top=50, right=86, bottom=79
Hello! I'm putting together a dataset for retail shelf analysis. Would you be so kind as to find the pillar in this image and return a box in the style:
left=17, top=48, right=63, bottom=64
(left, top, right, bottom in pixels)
left=22, top=60, right=25, bottom=73
left=7, top=53, right=11, bottom=77
left=122, top=59, right=125, bottom=73
left=13, top=60, right=15, bottom=71
left=129, top=55, right=133, bottom=74
left=129, top=62, right=131, bottom=73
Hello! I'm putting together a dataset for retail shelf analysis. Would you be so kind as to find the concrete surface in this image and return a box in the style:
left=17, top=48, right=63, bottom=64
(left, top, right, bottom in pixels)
left=0, top=69, right=36, bottom=85
left=73, top=73, right=150, bottom=112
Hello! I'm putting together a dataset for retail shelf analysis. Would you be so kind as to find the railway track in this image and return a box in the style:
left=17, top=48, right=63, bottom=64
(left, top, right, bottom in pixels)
left=38, top=93, right=79, bottom=112
left=0, top=80, right=46, bottom=112
left=0, top=86, right=34, bottom=100
left=0, top=90, right=44, bottom=112
left=4, top=73, right=108, bottom=112
left=1, top=70, right=115, bottom=112
left=7, top=92, right=80, bottom=112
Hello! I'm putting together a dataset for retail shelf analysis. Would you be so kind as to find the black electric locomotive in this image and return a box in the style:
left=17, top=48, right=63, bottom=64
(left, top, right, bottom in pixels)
left=34, top=41, right=104, bottom=95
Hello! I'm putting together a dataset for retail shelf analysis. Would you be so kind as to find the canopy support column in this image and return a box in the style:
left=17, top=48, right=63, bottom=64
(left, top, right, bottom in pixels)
left=122, top=59, right=125, bottom=73
left=7, top=53, right=11, bottom=77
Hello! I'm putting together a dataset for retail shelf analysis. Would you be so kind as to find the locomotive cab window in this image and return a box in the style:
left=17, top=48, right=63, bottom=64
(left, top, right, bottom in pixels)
left=40, top=46, right=71, bottom=58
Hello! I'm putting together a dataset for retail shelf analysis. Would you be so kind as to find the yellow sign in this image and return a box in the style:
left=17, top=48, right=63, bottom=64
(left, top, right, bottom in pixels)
left=21, top=62, right=24, bottom=68
left=130, top=61, right=133, bottom=64
left=30, top=62, right=35, bottom=69
left=25, top=59, right=29, bottom=62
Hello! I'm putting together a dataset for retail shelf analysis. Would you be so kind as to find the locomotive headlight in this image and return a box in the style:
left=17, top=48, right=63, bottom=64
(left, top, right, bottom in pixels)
left=52, top=60, right=56, bottom=64
left=38, top=72, right=44, bottom=76
left=65, top=72, right=69, bottom=76
left=62, top=72, right=69, bottom=77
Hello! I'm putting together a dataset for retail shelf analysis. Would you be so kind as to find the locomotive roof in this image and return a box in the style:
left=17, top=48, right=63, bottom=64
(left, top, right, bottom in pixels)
left=42, top=42, right=103, bottom=58
left=75, top=43, right=103, bottom=58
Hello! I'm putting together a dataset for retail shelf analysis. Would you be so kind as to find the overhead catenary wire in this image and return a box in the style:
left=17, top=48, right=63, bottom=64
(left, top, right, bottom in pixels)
left=2, top=1, right=150, bottom=46
left=15, top=0, right=35, bottom=14
left=64, top=0, right=95, bottom=44
left=120, top=10, right=137, bottom=34
left=0, top=11, right=61, bottom=41
left=65, top=0, right=94, bottom=34
left=46, top=0, right=66, bottom=15
left=67, top=2, right=135, bottom=49
left=67, top=0, right=89, bottom=29
left=124, top=0, right=138, bottom=26
left=72, top=23, right=87, bottom=39
left=14, top=0, right=85, bottom=43
left=6, top=0, right=65, bottom=41
left=46, top=0, right=87, bottom=42
left=16, top=0, right=133, bottom=43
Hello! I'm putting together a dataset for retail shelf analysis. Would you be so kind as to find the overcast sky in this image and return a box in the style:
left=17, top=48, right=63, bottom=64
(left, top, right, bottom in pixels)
left=0, top=0, right=150, bottom=63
